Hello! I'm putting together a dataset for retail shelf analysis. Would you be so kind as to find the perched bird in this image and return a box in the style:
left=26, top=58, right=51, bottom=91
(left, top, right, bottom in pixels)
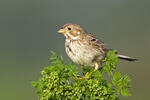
left=58, top=23, right=137, bottom=71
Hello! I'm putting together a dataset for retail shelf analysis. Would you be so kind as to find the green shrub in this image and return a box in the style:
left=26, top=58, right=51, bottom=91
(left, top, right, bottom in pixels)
left=32, top=50, right=131, bottom=100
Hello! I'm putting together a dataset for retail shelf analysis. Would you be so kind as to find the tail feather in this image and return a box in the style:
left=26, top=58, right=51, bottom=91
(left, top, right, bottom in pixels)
left=116, top=54, right=138, bottom=61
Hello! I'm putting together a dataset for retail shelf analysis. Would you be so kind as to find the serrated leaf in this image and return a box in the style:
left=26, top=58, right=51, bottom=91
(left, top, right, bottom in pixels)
left=32, top=50, right=131, bottom=100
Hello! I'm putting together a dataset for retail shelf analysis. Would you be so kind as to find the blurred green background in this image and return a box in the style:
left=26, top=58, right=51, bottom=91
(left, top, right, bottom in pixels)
left=1, top=0, right=150, bottom=100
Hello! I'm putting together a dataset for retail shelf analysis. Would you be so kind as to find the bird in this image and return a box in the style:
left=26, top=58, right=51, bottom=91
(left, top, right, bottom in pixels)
left=58, top=23, right=137, bottom=72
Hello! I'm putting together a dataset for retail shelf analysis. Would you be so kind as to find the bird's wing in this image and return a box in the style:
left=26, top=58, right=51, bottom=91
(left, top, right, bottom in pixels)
left=84, top=33, right=109, bottom=55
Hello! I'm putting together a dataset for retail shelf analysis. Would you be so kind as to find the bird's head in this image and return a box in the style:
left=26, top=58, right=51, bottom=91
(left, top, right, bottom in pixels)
left=58, top=23, right=85, bottom=40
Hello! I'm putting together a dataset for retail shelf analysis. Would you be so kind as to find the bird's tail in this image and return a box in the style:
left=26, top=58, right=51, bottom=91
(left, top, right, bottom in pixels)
left=116, top=54, right=138, bottom=61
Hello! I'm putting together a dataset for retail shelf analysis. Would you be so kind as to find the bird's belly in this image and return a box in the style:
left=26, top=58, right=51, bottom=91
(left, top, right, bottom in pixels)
left=65, top=43, right=96, bottom=66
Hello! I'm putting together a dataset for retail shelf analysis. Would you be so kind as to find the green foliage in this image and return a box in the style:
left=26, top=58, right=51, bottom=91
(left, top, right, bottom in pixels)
left=32, top=50, right=131, bottom=100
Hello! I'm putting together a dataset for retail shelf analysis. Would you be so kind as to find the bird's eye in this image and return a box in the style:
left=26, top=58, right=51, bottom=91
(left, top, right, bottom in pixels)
left=68, top=27, right=71, bottom=30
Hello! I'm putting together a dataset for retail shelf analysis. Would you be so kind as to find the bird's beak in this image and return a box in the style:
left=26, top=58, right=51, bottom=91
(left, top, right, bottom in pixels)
left=58, top=29, right=66, bottom=34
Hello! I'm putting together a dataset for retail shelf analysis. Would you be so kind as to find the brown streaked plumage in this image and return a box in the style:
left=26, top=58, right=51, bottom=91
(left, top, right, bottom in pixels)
left=58, top=23, right=137, bottom=70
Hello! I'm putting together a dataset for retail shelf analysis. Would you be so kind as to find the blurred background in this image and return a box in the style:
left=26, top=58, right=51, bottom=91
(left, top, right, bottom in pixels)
left=0, top=0, right=150, bottom=100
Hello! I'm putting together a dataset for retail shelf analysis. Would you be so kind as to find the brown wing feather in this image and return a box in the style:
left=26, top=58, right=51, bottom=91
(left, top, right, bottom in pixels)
left=84, top=33, right=109, bottom=55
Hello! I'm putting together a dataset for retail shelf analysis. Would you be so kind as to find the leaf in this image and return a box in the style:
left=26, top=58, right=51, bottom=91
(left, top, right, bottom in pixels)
left=32, top=50, right=131, bottom=100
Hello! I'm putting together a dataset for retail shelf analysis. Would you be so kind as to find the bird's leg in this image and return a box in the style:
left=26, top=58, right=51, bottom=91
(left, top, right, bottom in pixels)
left=78, top=72, right=89, bottom=80
left=78, top=63, right=99, bottom=80
left=94, top=63, right=99, bottom=70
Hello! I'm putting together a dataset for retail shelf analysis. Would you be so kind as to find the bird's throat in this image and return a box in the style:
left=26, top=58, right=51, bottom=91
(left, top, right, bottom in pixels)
left=65, top=32, right=80, bottom=40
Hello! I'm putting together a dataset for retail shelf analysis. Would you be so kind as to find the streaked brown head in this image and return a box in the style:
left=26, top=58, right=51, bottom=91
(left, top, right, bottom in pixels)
left=58, top=23, right=85, bottom=40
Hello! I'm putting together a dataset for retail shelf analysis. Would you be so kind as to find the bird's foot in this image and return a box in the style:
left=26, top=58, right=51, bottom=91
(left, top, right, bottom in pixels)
left=78, top=72, right=89, bottom=80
